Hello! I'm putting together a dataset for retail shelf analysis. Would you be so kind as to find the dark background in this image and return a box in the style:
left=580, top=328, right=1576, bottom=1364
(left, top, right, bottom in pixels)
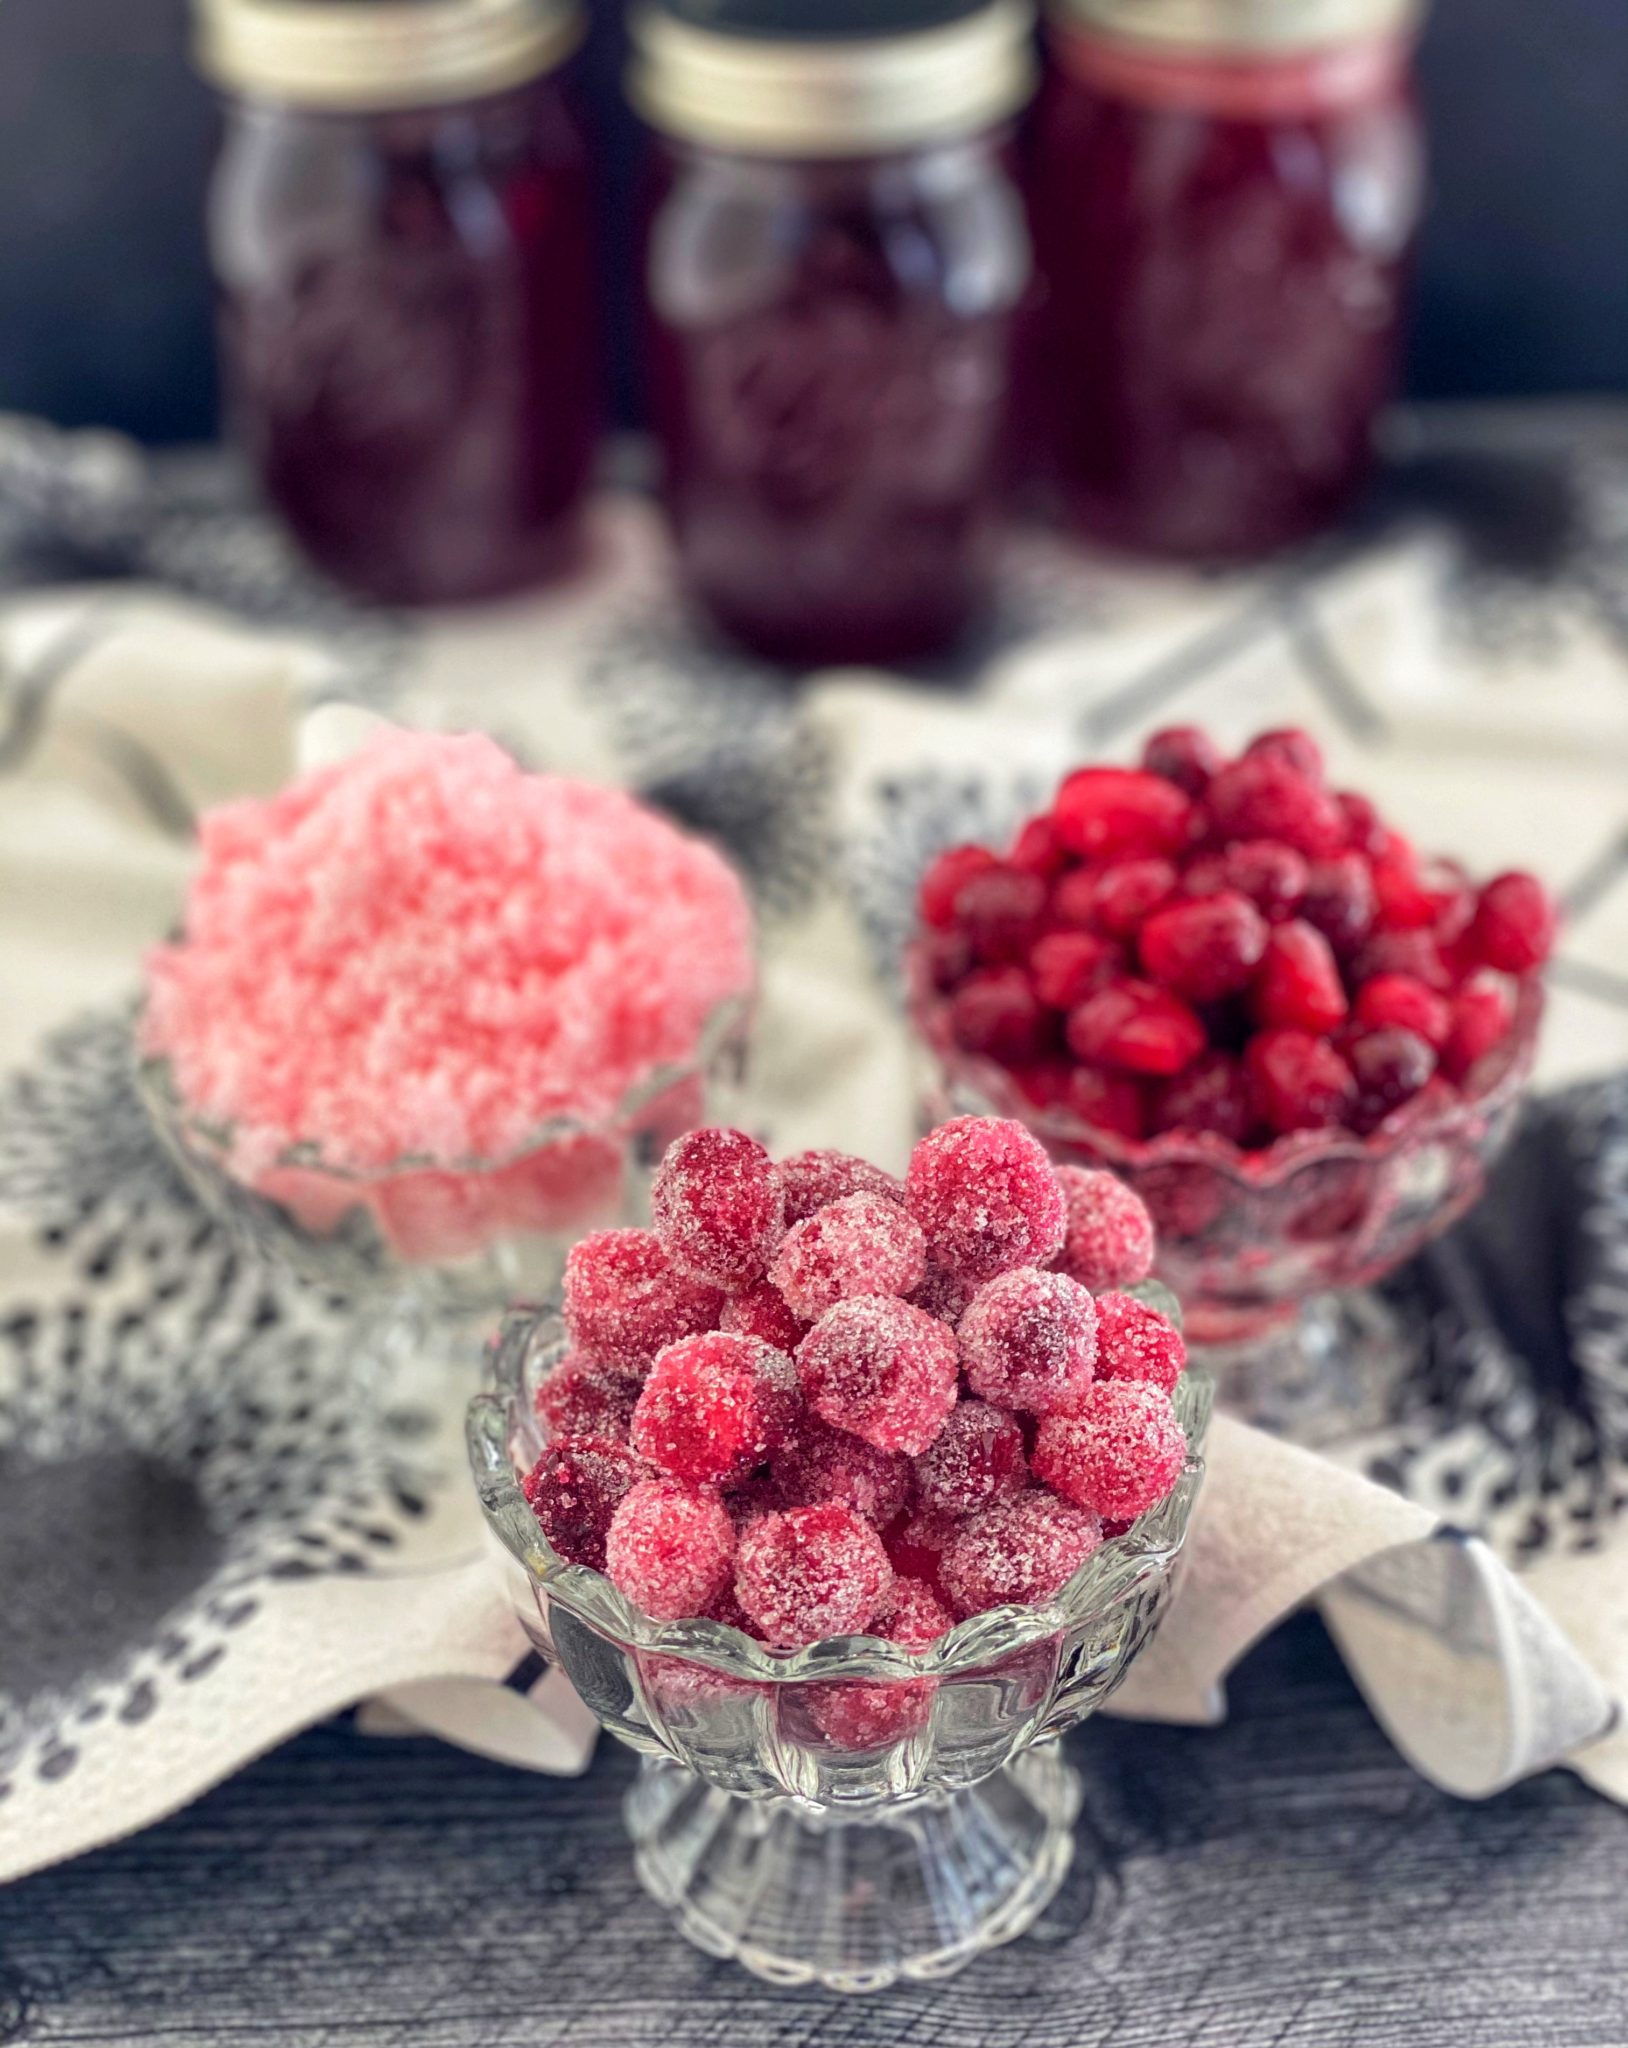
left=0, top=0, right=1623, bottom=448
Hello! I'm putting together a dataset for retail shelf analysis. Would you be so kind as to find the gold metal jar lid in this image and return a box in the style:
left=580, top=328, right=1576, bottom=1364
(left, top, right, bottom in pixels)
left=629, top=0, right=1038, bottom=156
left=1048, top=0, right=1420, bottom=51
left=193, top=0, right=583, bottom=110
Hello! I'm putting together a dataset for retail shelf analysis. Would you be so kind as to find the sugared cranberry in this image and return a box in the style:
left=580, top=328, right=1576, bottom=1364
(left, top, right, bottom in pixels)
left=1353, top=973, right=1452, bottom=1050
left=535, top=1354, right=640, bottom=1443
left=1067, top=981, right=1206, bottom=1077
left=1252, top=921, right=1348, bottom=1035
left=1030, top=930, right=1119, bottom=1011
left=1245, top=728, right=1323, bottom=780
left=1206, top=754, right=1346, bottom=858
left=918, top=843, right=997, bottom=929
left=1091, top=1293, right=1186, bottom=1394
left=1139, top=891, right=1268, bottom=1003
left=563, top=1229, right=723, bottom=1376
left=1245, top=1029, right=1357, bottom=1135
left=1149, top=1051, right=1257, bottom=1144
left=524, top=1436, right=648, bottom=1570
left=950, top=968, right=1054, bottom=1065
left=721, top=1279, right=811, bottom=1353
left=959, top=1265, right=1098, bottom=1415
left=1062, top=1064, right=1146, bottom=1140
left=632, top=1332, right=798, bottom=1486
left=652, top=1128, right=785, bottom=1292
left=908, top=1261, right=972, bottom=1325
left=773, top=1415, right=911, bottom=1527
left=1009, top=813, right=1067, bottom=878
left=605, top=1477, right=736, bottom=1621
left=1471, top=872, right=1556, bottom=974
left=1345, top=1027, right=1436, bottom=1134
left=1053, top=766, right=1192, bottom=860
left=1142, top=725, right=1225, bottom=796
left=904, top=1116, right=1066, bottom=1285
left=770, top=1192, right=927, bottom=1321
left=956, top=864, right=1048, bottom=964
left=1300, top=852, right=1376, bottom=956
left=1032, top=1383, right=1185, bottom=1523
left=797, top=1295, right=960, bottom=1455
left=1053, top=1166, right=1154, bottom=1291
left=1087, top=858, right=1179, bottom=938
left=734, top=1503, right=893, bottom=1647
left=938, top=1490, right=1102, bottom=1617
left=1336, top=789, right=1390, bottom=858
left=911, top=1399, right=1029, bottom=1516
left=1443, top=978, right=1515, bottom=1083
left=778, top=1148, right=904, bottom=1225
left=883, top=1576, right=954, bottom=1647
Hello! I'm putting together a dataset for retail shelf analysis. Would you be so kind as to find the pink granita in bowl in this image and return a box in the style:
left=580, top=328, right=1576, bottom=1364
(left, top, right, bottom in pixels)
left=139, top=730, right=755, bottom=1290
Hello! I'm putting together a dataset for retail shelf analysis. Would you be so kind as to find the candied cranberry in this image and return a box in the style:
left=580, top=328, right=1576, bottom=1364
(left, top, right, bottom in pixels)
left=1353, top=973, right=1452, bottom=1050
left=1139, top=891, right=1268, bottom=1002
left=535, top=1354, right=639, bottom=1444
left=606, top=1477, right=736, bottom=1622
left=773, top=1415, right=912, bottom=1527
left=919, top=843, right=997, bottom=929
left=1063, top=1064, right=1146, bottom=1139
left=1443, top=978, right=1515, bottom=1084
left=1086, top=858, right=1179, bottom=938
left=1346, top=1026, right=1436, bottom=1134
left=939, top=1490, right=1102, bottom=1617
left=1032, top=1383, right=1185, bottom=1523
left=1206, top=754, right=1346, bottom=858
left=908, top=1261, right=972, bottom=1326
left=1149, top=1050, right=1257, bottom=1144
left=1091, top=1293, right=1186, bottom=1394
left=1471, top=872, right=1556, bottom=974
left=1067, top=981, right=1206, bottom=1077
left=1010, top=813, right=1067, bottom=878
left=734, top=1503, right=893, bottom=1647
left=1142, top=725, right=1224, bottom=796
left=885, top=1508, right=961, bottom=1586
left=1030, top=930, right=1119, bottom=1011
left=563, top=1229, right=724, bottom=1375
left=882, top=1575, right=954, bottom=1647
left=770, top=1192, right=927, bottom=1321
left=805, top=1674, right=934, bottom=1750
left=797, top=1295, right=960, bottom=1455
left=959, top=1265, right=1098, bottom=1415
left=632, top=1332, right=798, bottom=1485
left=1053, top=766, right=1192, bottom=860
left=778, top=1148, right=904, bottom=1225
left=524, top=1436, right=648, bottom=1571
left=1244, top=728, right=1324, bottom=780
left=911, top=1400, right=1029, bottom=1516
left=1053, top=1166, right=1154, bottom=1291
left=1336, top=789, right=1390, bottom=858
left=904, top=1116, right=1067, bottom=1285
left=1245, top=1029, right=1357, bottom=1135
left=721, top=1279, right=811, bottom=1353
left=651, top=1128, right=785, bottom=1292
left=1215, top=840, right=1309, bottom=921
left=923, top=927, right=975, bottom=993
left=1252, top=921, right=1348, bottom=1035
left=950, top=967, right=1054, bottom=1065
left=1300, top=852, right=1376, bottom=956
left=955, top=864, right=1049, bottom=964
left=1352, top=927, right=1452, bottom=991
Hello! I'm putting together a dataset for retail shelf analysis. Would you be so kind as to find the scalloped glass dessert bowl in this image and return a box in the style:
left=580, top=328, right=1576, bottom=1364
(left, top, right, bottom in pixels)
left=910, top=953, right=1542, bottom=1439
left=467, top=1305, right=1211, bottom=1992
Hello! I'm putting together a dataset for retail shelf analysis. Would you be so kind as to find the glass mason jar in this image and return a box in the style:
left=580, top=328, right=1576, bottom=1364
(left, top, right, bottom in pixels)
left=630, top=0, right=1037, bottom=668
left=1030, top=0, right=1426, bottom=561
left=195, top=0, right=600, bottom=605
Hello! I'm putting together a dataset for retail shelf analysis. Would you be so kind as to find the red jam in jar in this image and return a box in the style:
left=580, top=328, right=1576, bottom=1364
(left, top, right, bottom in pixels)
left=1030, top=0, right=1426, bottom=561
left=197, top=0, right=599, bottom=605
left=632, top=0, right=1037, bottom=667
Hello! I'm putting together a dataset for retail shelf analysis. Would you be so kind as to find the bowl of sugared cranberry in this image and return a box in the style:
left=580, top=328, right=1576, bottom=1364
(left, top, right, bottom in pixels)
left=910, top=727, right=1549, bottom=1359
left=467, top=1119, right=1209, bottom=1992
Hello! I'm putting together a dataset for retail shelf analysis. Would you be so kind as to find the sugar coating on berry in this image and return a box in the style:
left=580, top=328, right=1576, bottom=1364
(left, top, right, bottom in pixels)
left=535, top=1354, right=640, bottom=1444
left=911, top=1399, right=1028, bottom=1516
left=773, top=1416, right=912, bottom=1527
left=770, top=1193, right=928, bottom=1320
left=959, top=1266, right=1098, bottom=1415
left=651, top=1128, right=785, bottom=1292
left=908, top=1262, right=972, bottom=1326
left=1054, top=1167, right=1155, bottom=1291
left=563, top=1229, right=724, bottom=1374
left=882, top=1576, right=954, bottom=1647
left=797, top=1295, right=960, bottom=1455
left=1091, top=1293, right=1186, bottom=1394
left=720, top=1279, right=810, bottom=1353
left=733, top=1504, right=894, bottom=1647
left=904, top=1116, right=1066, bottom=1286
left=605, top=1477, right=737, bottom=1622
left=631, top=1332, right=799, bottom=1485
left=778, top=1148, right=905, bottom=1226
left=141, top=730, right=754, bottom=1178
left=525, top=1437, right=649, bottom=1570
left=939, top=1491, right=1103, bottom=1617
left=1032, top=1383, right=1186, bottom=1523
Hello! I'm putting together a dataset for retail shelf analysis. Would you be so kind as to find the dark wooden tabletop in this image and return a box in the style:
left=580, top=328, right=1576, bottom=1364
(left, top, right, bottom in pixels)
left=3, top=1613, right=1625, bottom=2048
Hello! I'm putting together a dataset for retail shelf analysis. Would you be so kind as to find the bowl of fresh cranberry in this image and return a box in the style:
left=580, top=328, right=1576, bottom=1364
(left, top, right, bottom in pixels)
left=908, top=726, right=1550, bottom=1430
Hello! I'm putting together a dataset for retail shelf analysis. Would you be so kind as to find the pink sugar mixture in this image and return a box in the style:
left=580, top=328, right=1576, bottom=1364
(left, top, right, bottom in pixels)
left=142, top=731, right=754, bottom=1175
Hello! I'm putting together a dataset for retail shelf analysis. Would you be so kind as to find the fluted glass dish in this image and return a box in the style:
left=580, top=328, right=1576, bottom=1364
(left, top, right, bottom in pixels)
left=467, top=1305, right=1211, bottom=1991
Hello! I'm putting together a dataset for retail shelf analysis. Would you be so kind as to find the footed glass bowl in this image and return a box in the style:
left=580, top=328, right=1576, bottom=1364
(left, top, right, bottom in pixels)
left=910, top=951, right=1542, bottom=1438
left=467, top=1306, right=1211, bottom=1992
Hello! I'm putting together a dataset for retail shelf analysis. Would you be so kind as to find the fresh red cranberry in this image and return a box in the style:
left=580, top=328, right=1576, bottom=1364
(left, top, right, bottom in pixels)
left=1206, top=755, right=1347, bottom=859
left=1369, top=840, right=1437, bottom=931
left=1009, top=812, right=1067, bottom=878
left=1300, top=852, right=1376, bottom=956
left=923, top=927, right=974, bottom=992
left=1245, top=728, right=1324, bottom=780
left=1353, top=973, right=1452, bottom=1050
left=919, top=843, right=996, bottom=929
left=1252, top=921, right=1348, bottom=1035
left=1086, top=857, right=1178, bottom=937
left=1053, top=767, right=1193, bottom=860
left=1335, top=789, right=1391, bottom=858
left=1220, top=839, right=1309, bottom=921
left=1149, top=1050, right=1257, bottom=1144
left=1245, top=1029, right=1357, bottom=1134
left=950, top=968, right=1054, bottom=1065
left=955, top=864, right=1048, bottom=964
left=1030, top=929, right=1119, bottom=1010
left=1352, top=927, right=1452, bottom=992
left=1471, top=872, right=1556, bottom=974
left=1048, top=865, right=1101, bottom=929
left=1139, top=891, right=1268, bottom=1003
left=1345, top=1026, right=1436, bottom=1134
left=1443, top=978, right=1516, bottom=1083
left=1066, top=981, right=1206, bottom=1077
left=1062, top=1064, right=1146, bottom=1139
left=1013, top=1059, right=1071, bottom=1109
left=1142, top=725, right=1225, bottom=796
